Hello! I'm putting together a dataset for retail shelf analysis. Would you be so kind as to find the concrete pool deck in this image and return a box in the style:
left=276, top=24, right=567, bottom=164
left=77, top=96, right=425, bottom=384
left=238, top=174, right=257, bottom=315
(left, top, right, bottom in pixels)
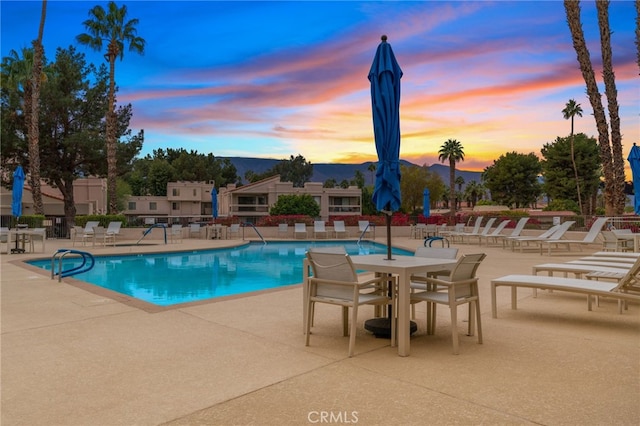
left=1, top=234, right=638, bottom=425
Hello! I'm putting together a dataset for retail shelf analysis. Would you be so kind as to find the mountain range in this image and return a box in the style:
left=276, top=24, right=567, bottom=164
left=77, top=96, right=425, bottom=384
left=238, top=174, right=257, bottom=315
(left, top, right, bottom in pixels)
left=221, top=157, right=483, bottom=187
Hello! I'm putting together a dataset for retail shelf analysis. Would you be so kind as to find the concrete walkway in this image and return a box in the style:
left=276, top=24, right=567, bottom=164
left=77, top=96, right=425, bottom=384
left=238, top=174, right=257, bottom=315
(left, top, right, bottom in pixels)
left=1, top=234, right=638, bottom=425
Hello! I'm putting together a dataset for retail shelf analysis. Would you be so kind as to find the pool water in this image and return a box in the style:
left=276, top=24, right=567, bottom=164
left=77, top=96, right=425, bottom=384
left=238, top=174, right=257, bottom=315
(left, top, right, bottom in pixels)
left=28, top=241, right=413, bottom=306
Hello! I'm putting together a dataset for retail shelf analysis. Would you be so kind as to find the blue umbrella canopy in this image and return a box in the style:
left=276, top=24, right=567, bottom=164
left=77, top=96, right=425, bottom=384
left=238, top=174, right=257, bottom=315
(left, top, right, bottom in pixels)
left=12, top=165, right=25, bottom=219
left=369, top=35, right=403, bottom=214
left=627, top=144, right=640, bottom=215
left=211, top=187, right=218, bottom=221
left=423, top=188, right=431, bottom=218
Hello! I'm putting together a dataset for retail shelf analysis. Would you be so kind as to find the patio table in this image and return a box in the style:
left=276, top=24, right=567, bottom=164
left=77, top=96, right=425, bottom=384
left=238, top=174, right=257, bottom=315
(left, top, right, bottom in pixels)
left=303, top=254, right=457, bottom=357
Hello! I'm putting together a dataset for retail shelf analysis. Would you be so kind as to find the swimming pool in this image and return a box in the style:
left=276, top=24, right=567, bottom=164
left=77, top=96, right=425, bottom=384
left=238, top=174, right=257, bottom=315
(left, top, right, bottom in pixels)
left=28, top=241, right=414, bottom=306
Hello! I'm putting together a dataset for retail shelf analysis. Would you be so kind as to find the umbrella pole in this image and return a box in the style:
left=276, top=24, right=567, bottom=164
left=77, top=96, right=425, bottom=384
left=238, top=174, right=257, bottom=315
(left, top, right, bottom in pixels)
left=385, top=213, right=392, bottom=260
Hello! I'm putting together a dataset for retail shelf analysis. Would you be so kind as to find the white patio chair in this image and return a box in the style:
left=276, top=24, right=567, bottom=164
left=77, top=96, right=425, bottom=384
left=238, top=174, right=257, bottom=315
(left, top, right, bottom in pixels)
left=305, top=249, right=396, bottom=357
left=277, top=223, right=289, bottom=239
left=170, top=225, right=183, bottom=243
left=333, top=221, right=349, bottom=238
left=313, top=221, right=328, bottom=239
left=410, top=253, right=486, bottom=354
left=228, top=223, right=241, bottom=239
left=358, top=221, right=372, bottom=238
left=189, top=223, right=202, bottom=239
left=28, top=228, right=47, bottom=253
left=294, top=223, right=307, bottom=239
left=92, top=226, right=115, bottom=247
left=106, top=221, right=122, bottom=242
left=410, top=246, right=459, bottom=319
left=536, top=217, right=609, bottom=255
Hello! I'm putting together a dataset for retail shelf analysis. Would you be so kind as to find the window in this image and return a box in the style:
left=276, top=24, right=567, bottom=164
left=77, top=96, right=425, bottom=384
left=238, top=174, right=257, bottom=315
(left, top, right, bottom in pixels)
left=149, top=202, right=157, bottom=211
left=172, top=188, right=180, bottom=196
left=172, top=202, right=179, bottom=210
left=193, top=189, right=197, bottom=196
left=128, top=202, right=136, bottom=210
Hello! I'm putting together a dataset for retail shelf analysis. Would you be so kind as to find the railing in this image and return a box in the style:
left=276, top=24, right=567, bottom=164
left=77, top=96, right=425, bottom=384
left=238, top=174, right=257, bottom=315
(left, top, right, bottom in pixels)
left=137, top=223, right=168, bottom=244
left=51, top=249, right=95, bottom=282
left=357, top=223, right=374, bottom=245
left=242, top=222, right=266, bottom=244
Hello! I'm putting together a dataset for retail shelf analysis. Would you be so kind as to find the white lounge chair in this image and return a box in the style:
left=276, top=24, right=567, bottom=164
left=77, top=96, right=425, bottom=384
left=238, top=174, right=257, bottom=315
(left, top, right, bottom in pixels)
left=92, top=226, right=115, bottom=247
left=448, top=216, right=483, bottom=243
left=305, top=249, right=396, bottom=357
left=508, top=221, right=575, bottom=253
left=476, top=219, right=510, bottom=246
left=189, top=223, right=202, bottom=239
left=456, top=218, right=496, bottom=244
left=106, top=221, right=122, bottom=243
left=313, top=221, right=328, bottom=239
left=358, top=221, right=372, bottom=238
left=600, top=230, right=633, bottom=252
left=28, top=227, right=47, bottom=253
left=333, top=221, right=349, bottom=238
left=493, top=217, right=530, bottom=247
left=491, top=257, right=640, bottom=318
left=294, top=223, right=307, bottom=239
left=536, top=217, right=609, bottom=255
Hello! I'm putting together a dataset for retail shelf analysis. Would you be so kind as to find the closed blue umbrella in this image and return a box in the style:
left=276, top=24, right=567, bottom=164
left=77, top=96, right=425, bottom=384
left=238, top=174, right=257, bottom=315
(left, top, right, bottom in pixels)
left=423, top=188, right=430, bottom=218
left=211, top=187, right=218, bottom=222
left=627, top=143, right=640, bottom=215
left=12, top=166, right=25, bottom=221
left=369, top=35, right=402, bottom=260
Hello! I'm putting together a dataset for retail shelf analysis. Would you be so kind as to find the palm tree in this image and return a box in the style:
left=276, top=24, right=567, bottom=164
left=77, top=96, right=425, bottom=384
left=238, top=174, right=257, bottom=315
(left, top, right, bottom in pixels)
left=28, top=0, right=47, bottom=215
left=77, top=1, right=145, bottom=214
left=564, top=0, right=624, bottom=215
left=438, top=139, right=465, bottom=217
left=367, top=162, right=376, bottom=186
left=596, top=0, right=625, bottom=213
left=562, top=99, right=583, bottom=214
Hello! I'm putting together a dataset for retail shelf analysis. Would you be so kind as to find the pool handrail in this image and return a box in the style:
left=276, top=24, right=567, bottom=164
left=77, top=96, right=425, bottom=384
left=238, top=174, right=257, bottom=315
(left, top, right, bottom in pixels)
left=51, top=249, right=95, bottom=282
left=242, top=222, right=266, bottom=244
left=137, top=223, right=167, bottom=244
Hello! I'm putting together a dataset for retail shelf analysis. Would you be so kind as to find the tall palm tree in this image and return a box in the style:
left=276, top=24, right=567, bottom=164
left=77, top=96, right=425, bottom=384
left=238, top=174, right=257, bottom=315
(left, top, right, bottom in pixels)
left=596, top=0, right=625, bottom=213
left=28, top=0, right=47, bottom=215
left=564, top=0, right=623, bottom=215
left=562, top=98, right=583, bottom=214
left=438, top=139, right=465, bottom=217
left=77, top=1, right=145, bottom=214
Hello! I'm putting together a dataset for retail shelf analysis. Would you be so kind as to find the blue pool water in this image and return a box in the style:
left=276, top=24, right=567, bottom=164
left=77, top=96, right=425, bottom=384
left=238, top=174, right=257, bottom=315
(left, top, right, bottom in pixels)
left=28, top=241, right=413, bottom=306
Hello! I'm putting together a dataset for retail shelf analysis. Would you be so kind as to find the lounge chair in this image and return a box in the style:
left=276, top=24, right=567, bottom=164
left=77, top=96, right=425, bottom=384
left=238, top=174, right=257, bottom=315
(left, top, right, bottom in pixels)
left=277, top=223, right=289, bottom=238
left=92, top=226, right=115, bottom=247
left=600, top=230, right=633, bottom=252
left=508, top=221, right=575, bottom=253
left=410, top=253, right=487, bottom=354
left=313, top=221, right=328, bottom=239
left=476, top=219, right=510, bottom=246
left=333, top=221, right=349, bottom=238
left=304, top=249, right=396, bottom=357
left=493, top=217, right=530, bottom=248
left=536, top=217, right=609, bottom=255
left=448, top=216, right=483, bottom=243
left=455, top=218, right=496, bottom=244
left=294, top=223, right=307, bottom=239
left=189, top=223, right=202, bottom=239
left=491, top=257, right=640, bottom=318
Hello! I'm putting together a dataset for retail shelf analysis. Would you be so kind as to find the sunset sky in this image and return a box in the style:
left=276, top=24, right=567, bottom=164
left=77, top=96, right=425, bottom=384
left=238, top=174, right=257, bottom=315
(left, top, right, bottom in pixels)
left=2, top=1, right=638, bottom=172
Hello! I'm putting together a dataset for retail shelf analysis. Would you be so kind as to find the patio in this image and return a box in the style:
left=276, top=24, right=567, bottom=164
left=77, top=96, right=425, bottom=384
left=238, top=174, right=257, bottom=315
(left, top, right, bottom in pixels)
left=1, top=234, right=638, bottom=425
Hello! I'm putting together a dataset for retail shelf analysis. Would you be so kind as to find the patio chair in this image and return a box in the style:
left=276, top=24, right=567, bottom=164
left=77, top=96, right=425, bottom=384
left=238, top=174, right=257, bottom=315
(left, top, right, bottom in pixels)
left=72, top=224, right=95, bottom=246
left=410, top=246, right=459, bottom=319
left=169, top=225, right=183, bottom=243
left=0, top=227, right=10, bottom=254
left=410, top=253, right=487, bottom=354
left=491, top=256, right=640, bottom=318
left=358, top=221, right=372, bottom=238
left=28, top=228, right=47, bottom=253
left=333, top=221, right=349, bottom=238
left=189, top=223, right=202, bottom=239
left=228, top=223, right=241, bottom=239
left=313, top=221, right=329, bottom=239
left=411, top=223, right=428, bottom=239
left=294, top=223, right=307, bottom=239
left=106, top=221, right=122, bottom=243
left=305, top=249, right=396, bottom=357
left=536, top=217, right=609, bottom=255
left=92, top=226, right=115, bottom=247
left=277, top=223, right=289, bottom=239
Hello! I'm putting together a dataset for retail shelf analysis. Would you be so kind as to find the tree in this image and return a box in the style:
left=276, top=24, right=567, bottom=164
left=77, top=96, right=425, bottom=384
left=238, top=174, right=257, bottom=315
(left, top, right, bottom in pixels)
left=27, top=0, right=47, bottom=214
left=352, top=170, right=365, bottom=189
left=323, top=178, right=336, bottom=188
left=77, top=1, right=145, bottom=214
left=438, top=139, right=464, bottom=217
left=367, top=162, right=376, bottom=186
left=400, top=165, right=429, bottom=212
left=269, top=194, right=319, bottom=217
left=463, top=180, right=485, bottom=208
left=541, top=133, right=601, bottom=214
left=244, top=154, right=313, bottom=187
left=564, top=0, right=624, bottom=214
left=562, top=98, right=584, bottom=213
left=482, top=152, right=542, bottom=208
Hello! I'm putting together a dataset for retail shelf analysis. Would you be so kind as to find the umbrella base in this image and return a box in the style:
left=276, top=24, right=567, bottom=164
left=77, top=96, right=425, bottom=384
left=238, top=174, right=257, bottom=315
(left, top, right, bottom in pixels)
left=364, top=317, right=417, bottom=339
